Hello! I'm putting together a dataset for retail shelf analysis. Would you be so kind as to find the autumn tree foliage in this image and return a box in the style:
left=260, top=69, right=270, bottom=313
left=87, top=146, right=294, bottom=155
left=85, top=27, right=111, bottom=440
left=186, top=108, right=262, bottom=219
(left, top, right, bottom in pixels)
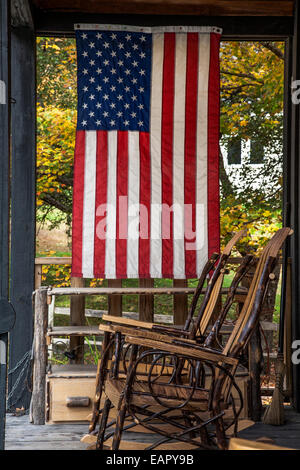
left=220, top=41, right=284, bottom=252
left=37, top=38, right=77, bottom=232
left=36, top=37, right=284, bottom=252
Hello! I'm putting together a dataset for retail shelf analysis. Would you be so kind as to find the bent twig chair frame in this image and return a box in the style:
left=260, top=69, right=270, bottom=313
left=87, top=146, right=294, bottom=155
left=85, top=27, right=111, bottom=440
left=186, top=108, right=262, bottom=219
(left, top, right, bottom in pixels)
left=88, top=230, right=249, bottom=435
left=101, top=228, right=291, bottom=450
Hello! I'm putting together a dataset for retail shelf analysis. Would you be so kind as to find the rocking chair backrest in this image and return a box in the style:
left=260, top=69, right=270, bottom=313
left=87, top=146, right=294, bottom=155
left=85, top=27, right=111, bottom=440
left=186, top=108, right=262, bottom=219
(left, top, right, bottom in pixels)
left=187, top=229, right=248, bottom=340
left=203, top=252, right=255, bottom=348
left=103, top=230, right=248, bottom=343
left=223, top=227, right=292, bottom=359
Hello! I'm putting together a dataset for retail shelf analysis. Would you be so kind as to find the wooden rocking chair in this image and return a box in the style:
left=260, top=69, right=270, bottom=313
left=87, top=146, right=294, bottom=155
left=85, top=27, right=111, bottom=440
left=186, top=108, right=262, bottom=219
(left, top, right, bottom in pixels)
left=86, top=230, right=253, bottom=443
left=100, top=227, right=292, bottom=450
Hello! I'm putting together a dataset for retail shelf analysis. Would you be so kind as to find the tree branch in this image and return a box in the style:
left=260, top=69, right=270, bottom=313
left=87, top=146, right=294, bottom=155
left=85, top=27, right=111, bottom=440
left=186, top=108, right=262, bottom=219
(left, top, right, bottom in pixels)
left=219, top=147, right=236, bottom=199
left=41, top=194, right=71, bottom=214
left=56, top=174, right=73, bottom=187
left=261, top=42, right=284, bottom=61
left=221, top=69, right=264, bottom=85
left=222, top=83, right=263, bottom=92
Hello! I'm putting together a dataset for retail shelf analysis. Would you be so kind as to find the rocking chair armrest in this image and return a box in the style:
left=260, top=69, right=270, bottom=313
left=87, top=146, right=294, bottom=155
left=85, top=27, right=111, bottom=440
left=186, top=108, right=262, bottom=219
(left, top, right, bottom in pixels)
left=102, top=314, right=190, bottom=337
left=124, top=335, right=239, bottom=366
left=101, top=323, right=197, bottom=344
left=102, top=314, right=155, bottom=330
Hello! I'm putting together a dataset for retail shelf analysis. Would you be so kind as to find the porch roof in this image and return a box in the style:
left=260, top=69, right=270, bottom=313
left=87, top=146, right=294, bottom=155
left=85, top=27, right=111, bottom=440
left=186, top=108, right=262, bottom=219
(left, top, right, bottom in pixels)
left=30, top=0, right=294, bottom=17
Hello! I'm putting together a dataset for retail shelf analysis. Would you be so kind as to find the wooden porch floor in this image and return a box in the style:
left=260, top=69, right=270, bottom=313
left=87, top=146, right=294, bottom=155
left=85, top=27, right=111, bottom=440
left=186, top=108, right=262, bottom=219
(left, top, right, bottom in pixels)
left=5, top=408, right=300, bottom=450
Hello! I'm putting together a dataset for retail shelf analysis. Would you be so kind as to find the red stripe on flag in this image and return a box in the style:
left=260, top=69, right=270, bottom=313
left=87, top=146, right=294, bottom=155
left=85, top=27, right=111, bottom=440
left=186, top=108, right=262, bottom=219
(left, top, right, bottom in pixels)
left=161, top=32, right=175, bottom=278
left=116, top=131, right=128, bottom=278
left=93, top=131, right=108, bottom=277
left=207, top=33, right=220, bottom=257
left=139, top=132, right=151, bottom=278
left=184, top=33, right=198, bottom=278
left=72, top=131, right=86, bottom=277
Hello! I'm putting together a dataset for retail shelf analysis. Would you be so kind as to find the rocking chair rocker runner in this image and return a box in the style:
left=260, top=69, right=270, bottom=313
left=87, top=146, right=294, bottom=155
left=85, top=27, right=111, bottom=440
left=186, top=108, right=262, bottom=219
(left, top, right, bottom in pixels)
left=101, top=227, right=292, bottom=450
left=86, top=230, right=252, bottom=441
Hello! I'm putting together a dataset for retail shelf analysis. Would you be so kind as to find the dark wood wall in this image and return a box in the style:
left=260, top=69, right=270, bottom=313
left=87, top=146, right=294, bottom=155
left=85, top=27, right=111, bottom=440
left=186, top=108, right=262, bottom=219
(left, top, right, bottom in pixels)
left=0, top=0, right=11, bottom=450
left=8, top=22, right=36, bottom=411
left=290, top=0, right=300, bottom=412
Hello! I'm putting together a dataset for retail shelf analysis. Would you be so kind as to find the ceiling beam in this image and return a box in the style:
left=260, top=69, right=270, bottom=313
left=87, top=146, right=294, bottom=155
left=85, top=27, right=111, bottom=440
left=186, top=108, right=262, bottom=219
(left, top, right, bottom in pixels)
left=30, top=0, right=294, bottom=17
left=33, top=11, right=293, bottom=38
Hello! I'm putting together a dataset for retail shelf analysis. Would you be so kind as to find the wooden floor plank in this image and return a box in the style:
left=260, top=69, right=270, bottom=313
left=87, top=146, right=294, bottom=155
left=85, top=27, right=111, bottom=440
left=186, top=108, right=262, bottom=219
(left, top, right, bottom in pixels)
left=4, top=408, right=300, bottom=450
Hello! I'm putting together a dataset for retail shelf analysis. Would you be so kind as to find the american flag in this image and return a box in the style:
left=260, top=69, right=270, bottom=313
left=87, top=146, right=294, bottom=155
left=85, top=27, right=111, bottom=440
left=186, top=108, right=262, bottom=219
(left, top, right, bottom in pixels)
left=72, top=25, right=221, bottom=279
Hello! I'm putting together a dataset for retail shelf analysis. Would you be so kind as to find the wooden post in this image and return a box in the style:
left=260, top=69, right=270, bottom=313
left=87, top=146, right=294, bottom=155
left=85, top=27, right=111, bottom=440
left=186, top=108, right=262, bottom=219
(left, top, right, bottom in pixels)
left=240, top=261, right=264, bottom=420
left=70, top=277, right=85, bottom=363
left=9, top=16, right=36, bottom=411
left=31, top=287, right=48, bottom=425
left=0, top=0, right=10, bottom=450
left=108, top=279, right=122, bottom=317
left=35, top=263, right=42, bottom=289
left=291, top=0, right=300, bottom=412
left=173, top=279, right=188, bottom=326
left=248, top=325, right=263, bottom=421
left=139, top=279, right=154, bottom=322
left=0, top=0, right=10, bottom=298
left=284, top=261, right=292, bottom=395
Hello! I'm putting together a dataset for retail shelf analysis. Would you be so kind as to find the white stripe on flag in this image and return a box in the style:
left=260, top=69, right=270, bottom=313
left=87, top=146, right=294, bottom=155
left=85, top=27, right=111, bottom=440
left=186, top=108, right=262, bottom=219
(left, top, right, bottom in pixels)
left=105, top=131, right=118, bottom=278
left=196, top=33, right=210, bottom=276
left=127, top=132, right=140, bottom=277
left=173, top=33, right=187, bottom=279
left=82, top=131, right=97, bottom=278
left=150, top=33, right=164, bottom=278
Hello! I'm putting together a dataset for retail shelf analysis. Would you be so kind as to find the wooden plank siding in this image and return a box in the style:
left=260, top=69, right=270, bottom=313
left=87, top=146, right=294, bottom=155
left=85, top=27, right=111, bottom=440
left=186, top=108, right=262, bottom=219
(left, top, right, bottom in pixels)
left=8, top=22, right=36, bottom=412
left=0, top=0, right=11, bottom=451
left=0, top=0, right=10, bottom=301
